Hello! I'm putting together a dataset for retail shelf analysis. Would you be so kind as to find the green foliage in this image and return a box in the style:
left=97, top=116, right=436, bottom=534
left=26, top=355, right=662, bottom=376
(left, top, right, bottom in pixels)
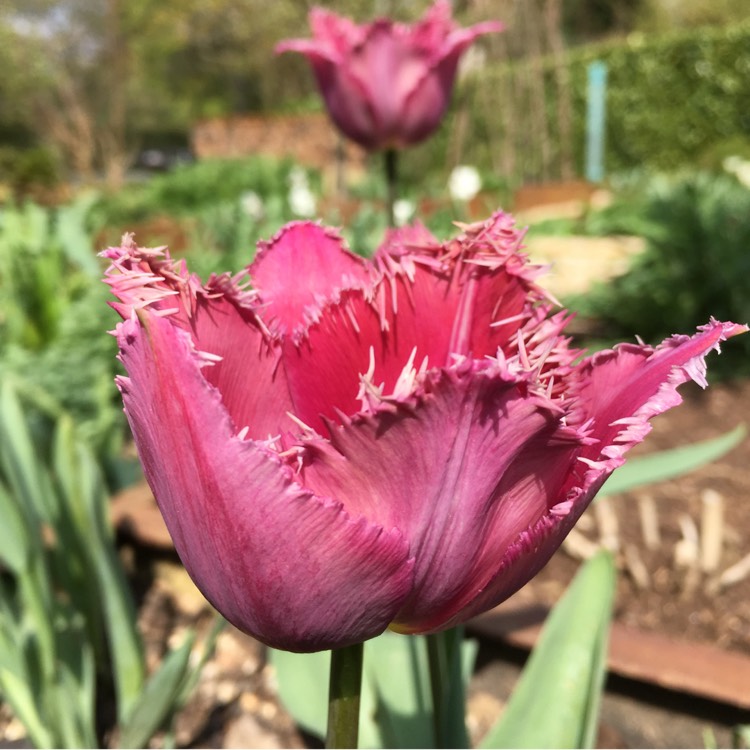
left=0, top=146, right=61, bottom=197
left=572, top=172, right=750, bottom=377
left=95, top=157, right=297, bottom=222
left=0, top=196, right=126, bottom=463
left=734, top=724, right=750, bottom=748
left=0, top=380, right=137, bottom=747
left=0, top=380, right=219, bottom=748
left=456, top=21, right=750, bottom=182
left=146, top=157, right=297, bottom=215
left=92, top=157, right=317, bottom=275
left=480, top=552, right=616, bottom=749
left=568, top=22, right=750, bottom=173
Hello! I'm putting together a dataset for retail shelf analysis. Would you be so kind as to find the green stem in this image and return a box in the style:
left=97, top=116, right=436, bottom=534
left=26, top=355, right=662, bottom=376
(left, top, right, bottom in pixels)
left=426, top=633, right=447, bottom=748
left=384, top=148, right=398, bottom=227
left=326, top=642, right=364, bottom=749
left=426, top=628, right=469, bottom=749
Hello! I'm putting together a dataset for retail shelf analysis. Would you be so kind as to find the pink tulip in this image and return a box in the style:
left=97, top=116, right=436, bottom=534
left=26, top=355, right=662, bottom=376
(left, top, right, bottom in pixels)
left=276, top=1, right=503, bottom=151
left=103, top=215, right=746, bottom=652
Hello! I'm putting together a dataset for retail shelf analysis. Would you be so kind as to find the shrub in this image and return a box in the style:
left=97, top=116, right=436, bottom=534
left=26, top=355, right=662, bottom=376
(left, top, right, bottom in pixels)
left=572, top=172, right=750, bottom=378
left=0, top=146, right=61, bottom=198
left=450, top=21, right=750, bottom=183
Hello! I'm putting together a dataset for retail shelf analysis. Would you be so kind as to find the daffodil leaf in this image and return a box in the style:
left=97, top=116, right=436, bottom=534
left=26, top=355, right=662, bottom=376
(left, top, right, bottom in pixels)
left=480, top=551, right=616, bottom=749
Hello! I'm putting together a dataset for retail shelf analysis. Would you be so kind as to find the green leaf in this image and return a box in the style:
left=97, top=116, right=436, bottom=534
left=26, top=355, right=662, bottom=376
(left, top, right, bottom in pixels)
left=481, top=551, right=616, bottom=749
left=0, top=380, right=55, bottom=522
left=733, top=724, right=750, bottom=748
left=54, top=191, right=100, bottom=277
left=601, top=424, right=746, bottom=497
left=0, top=481, right=30, bottom=573
left=118, top=631, right=196, bottom=750
left=0, top=667, right=54, bottom=749
left=175, top=615, right=226, bottom=706
left=52, top=416, right=146, bottom=723
left=364, top=632, right=434, bottom=749
left=55, top=611, right=98, bottom=748
left=270, top=648, right=329, bottom=740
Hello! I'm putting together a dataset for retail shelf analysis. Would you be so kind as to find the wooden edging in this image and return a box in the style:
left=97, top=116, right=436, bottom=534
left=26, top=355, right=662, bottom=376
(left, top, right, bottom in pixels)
left=469, top=603, right=750, bottom=711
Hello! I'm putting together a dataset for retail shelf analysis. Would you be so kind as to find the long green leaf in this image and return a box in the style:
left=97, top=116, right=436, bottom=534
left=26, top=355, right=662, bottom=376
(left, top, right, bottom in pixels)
left=365, top=632, right=434, bottom=749
left=52, top=415, right=145, bottom=723
left=0, top=667, right=54, bottom=749
left=55, top=606, right=98, bottom=748
left=481, top=551, right=616, bottom=749
left=0, top=380, right=55, bottom=522
left=0, top=481, right=30, bottom=573
left=270, top=648, right=329, bottom=740
left=601, top=424, right=745, bottom=497
left=117, top=631, right=196, bottom=750
left=176, top=615, right=225, bottom=705
left=85, top=478, right=145, bottom=722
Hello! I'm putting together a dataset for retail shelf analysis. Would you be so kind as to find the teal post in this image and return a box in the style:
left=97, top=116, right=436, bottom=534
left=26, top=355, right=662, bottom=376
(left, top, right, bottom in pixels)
left=586, top=61, right=608, bottom=183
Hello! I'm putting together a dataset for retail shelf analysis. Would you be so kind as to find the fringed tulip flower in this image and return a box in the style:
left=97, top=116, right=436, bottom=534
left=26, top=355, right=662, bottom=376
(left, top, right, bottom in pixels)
left=276, top=1, right=503, bottom=151
left=103, top=214, right=746, bottom=653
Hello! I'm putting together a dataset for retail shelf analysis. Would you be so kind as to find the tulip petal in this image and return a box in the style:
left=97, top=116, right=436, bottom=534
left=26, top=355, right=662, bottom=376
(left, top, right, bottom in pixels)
left=115, top=311, right=414, bottom=652
left=103, top=237, right=296, bottom=440
left=276, top=30, right=382, bottom=150
left=447, top=319, right=749, bottom=628
left=300, top=361, right=587, bottom=632
left=187, top=290, right=293, bottom=440
left=280, top=213, right=560, bottom=435
left=400, top=13, right=504, bottom=144
left=572, top=318, right=748, bottom=467
left=349, top=21, right=432, bottom=145
left=373, top=213, right=554, bottom=360
left=251, top=222, right=372, bottom=340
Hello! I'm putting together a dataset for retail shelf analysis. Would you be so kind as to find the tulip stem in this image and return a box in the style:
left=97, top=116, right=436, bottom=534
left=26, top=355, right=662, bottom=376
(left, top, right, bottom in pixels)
left=384, top=148, right=398, bottom=227
left=426, top=628, right=470, bottom=748
left=326, top=641, right=364, bottom=749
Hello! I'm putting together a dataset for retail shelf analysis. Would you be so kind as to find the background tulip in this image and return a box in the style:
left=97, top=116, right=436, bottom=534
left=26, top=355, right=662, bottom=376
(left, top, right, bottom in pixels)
left=276, top=1, right=503, bottom=151
left=103, top=214, right=746, bottom=652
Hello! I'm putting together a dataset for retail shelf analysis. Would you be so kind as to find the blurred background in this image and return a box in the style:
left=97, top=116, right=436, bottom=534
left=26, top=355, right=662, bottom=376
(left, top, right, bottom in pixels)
left=1, top=1, right=750, bottom=748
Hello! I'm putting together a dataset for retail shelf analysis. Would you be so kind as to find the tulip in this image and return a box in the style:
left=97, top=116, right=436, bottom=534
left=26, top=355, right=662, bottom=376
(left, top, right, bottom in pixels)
left=275, top=1, right=503, bottom=151
left=103, top=214, right=746, bottom=653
